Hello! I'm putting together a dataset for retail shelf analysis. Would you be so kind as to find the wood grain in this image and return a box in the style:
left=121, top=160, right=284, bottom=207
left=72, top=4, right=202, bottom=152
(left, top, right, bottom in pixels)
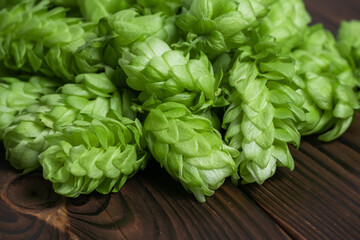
left=0, top=152, right=290, bottom=240
left=243, top=136, right=360, bottom=239
left=0, top=152, right=71, bottom=240
left=0, top=1, right=360, bottom=240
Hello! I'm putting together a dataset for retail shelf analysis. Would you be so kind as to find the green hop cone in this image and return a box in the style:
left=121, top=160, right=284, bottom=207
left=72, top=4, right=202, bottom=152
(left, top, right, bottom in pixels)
left=0, top=76, right=58, bottom=136
left=291, top=25, right=360, bottom=141
left=120, top=38, right=221, bottom=112
left=223, top=33, right=304, bottom=184
left=143, top=102, right=238, bottom=202
left=39, top=72, right=137, bottom=130
left=2, top=97, right=58, bottom=173
left=3, top=72, right=138, bottom=174
left=0, top=1, right=103, bottom=81
left=3, top=92, right=73, bottom=174
left=39, top=112, right=148, bottom=197
left=337, top=20, right=360, bottom=86
left=98, top=9, right=176, bottom=67
left=176, top=0, right=273, bottom=54
left=259, top=0, right=311, bottom=52
left=135, top=0, right=182, bottom=16
left=76, top=0, right=133, bottom=22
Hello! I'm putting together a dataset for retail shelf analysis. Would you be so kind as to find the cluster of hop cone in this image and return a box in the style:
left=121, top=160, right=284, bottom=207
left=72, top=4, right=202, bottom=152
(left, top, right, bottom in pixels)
left=0, top=0, right=359, bottom=202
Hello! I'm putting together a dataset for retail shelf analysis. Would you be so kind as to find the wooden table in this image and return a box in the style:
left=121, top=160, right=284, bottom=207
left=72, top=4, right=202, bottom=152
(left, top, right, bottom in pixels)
left=1, top=1, right=359, bottom=239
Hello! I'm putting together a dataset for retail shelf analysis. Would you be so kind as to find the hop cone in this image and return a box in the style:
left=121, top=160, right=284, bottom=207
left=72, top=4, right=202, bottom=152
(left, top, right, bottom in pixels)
left=36, top=72, right=147, bottom=197
left=0, top=76, right=58, bottom=136
left=143, top=102, right=238, bottom=202
left=3, top=72, right=137, bottom=173
left=39, top=112, right=148, bottom=197
left=337, top=20, right=360, bottom=86
left=291, top=25, right=359, bottom=141
left=120, top=38, right=221, bottom=112
left=176, top=0, right=273, bottom=54
left=0, top=1, right=103, bottom=81
left=98, top=9, right=176, bottom=67
left=2, top=97, right=58, bottom=173
left=56, top=0, right=181, bottom=22
left=135, top=0, right=182, bottom=16
left=259, top=0, right=311, bottom=52
left=76, top=0, right=132, bottom=22
left=39, top=72, right=137, bottom=130
left=223, top=33, right=304, bottom=184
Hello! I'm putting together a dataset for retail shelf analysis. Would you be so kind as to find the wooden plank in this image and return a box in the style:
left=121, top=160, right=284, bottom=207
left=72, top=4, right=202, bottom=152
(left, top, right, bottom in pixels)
left=127, top=163, right=290, bottom=239
left=0, top=147, right=129, bottom=240
left=243, top=139, right=360, bottom=239
left=0, top=146, right=290, bottom=239
left=0, top=154, right=72, bottom=240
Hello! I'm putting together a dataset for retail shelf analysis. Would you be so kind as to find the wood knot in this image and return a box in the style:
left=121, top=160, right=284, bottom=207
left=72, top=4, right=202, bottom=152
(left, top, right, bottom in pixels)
left=5, top=172, right=62, bottom=212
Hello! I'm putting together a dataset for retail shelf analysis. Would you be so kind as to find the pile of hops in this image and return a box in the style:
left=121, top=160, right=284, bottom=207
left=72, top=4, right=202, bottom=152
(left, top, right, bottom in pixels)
left=0, top=0, right=358, bottom=202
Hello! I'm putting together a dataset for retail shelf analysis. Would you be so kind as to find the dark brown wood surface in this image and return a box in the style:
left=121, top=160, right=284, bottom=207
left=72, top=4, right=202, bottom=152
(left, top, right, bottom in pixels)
left=1, top=1, right=359, bottom=239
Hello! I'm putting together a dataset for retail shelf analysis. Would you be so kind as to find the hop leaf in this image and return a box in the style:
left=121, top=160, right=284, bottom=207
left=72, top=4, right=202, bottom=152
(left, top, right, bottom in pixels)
left=143, top=102, right=238, bottom=202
